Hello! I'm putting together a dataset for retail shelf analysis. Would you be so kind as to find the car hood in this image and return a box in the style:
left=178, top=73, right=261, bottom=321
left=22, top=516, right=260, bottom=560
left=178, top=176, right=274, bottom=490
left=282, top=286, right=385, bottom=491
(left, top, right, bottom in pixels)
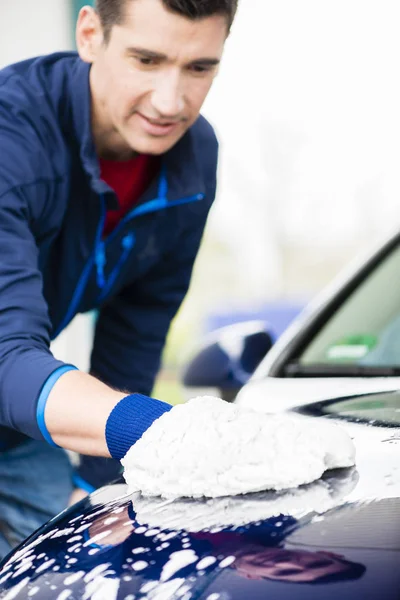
left=0, top=391, right=399, bottom=600
left=235, top=375, right=400, bottom=412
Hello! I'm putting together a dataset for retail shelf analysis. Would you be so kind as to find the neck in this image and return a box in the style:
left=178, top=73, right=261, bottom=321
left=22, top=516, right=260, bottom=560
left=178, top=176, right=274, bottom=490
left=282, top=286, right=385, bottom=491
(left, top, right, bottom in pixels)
left=91, top=113, right=137, bottom=161
left=90, top=71, right=137, bottom=161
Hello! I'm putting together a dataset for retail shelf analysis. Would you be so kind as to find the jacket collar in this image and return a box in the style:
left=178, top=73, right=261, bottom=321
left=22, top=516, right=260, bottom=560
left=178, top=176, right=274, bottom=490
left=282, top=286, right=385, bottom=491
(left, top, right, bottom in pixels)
left=66, top=54, right=206, bottom=207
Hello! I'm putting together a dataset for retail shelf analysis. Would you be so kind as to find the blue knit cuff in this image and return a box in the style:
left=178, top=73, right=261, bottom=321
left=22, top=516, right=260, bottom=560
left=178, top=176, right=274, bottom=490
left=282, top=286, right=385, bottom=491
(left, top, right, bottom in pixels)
left=105, top=393, right=172, bottom=459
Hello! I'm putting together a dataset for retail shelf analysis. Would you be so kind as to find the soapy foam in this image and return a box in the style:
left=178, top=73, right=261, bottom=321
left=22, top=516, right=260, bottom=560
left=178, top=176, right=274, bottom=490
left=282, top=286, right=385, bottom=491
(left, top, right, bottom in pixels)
left=121, top=396, right=355, bottom=499
left=132, top=469, right=358, bottom=532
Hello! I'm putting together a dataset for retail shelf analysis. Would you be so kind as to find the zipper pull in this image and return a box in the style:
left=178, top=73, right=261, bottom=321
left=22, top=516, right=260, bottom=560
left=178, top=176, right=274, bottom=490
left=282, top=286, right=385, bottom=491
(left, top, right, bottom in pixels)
left=95, top=242, right=106, bottom=289
left=122, top=232, right=135, bottom=251
left=157, top=165, right=168, bottom=200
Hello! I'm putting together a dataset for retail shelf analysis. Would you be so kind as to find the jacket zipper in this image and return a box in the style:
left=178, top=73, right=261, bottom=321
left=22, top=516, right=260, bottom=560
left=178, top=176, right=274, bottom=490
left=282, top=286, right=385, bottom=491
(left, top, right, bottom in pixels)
left=95, top=191, right=204, bottom=303
left=52, top=169, right=204, bottom=339
left=97, top=231, right=135, bottom=303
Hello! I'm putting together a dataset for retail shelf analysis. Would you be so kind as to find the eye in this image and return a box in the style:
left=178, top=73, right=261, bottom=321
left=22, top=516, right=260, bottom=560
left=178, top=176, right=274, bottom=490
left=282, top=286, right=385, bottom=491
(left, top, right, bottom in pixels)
left=275, top=569, right=299, bottom=576
left=189, top=64, right=214, bottom=74
left=135, top=56, right=158, bottom=66
left=307, top=558, right=332, bottom=568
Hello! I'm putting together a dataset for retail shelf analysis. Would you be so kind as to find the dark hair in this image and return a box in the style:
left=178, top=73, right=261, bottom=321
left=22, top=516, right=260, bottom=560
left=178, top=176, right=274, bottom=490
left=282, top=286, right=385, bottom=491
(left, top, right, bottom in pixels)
left=308, top=559, right=366, bottom=585
left=95, top=0, right=238, bottom=42
left=261, top=556, right=366, bottom=585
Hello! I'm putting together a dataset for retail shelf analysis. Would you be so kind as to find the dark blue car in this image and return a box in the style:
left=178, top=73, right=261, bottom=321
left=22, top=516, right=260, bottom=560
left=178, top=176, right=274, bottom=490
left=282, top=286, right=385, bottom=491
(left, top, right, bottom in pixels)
left=0, top=232, right=399, bottom=599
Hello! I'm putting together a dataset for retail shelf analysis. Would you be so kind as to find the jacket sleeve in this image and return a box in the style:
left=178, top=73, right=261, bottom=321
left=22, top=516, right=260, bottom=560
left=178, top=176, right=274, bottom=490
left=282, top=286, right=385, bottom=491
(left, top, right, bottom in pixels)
left=92, top=218, right=212, bottom=392
left=0, top=183, right=73, bottom=441
left=78, top=203, right=217, bottom=488
left=0, top=96, right=75, bottom=442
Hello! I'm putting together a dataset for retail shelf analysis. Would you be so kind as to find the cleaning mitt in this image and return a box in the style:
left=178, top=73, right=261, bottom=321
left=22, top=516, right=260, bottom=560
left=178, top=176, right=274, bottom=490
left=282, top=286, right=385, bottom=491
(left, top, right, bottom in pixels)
left=121, top=396, right=355, bottom=499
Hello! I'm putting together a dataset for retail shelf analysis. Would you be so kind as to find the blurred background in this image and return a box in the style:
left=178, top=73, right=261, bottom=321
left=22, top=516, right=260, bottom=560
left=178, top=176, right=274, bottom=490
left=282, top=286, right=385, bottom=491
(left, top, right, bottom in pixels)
left=1, top=0, right=399, bottom=402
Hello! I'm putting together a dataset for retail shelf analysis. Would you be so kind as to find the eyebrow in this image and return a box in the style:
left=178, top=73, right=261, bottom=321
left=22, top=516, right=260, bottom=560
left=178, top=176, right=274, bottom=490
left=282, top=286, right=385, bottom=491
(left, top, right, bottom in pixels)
left=126, top=46, right=220, bottom=66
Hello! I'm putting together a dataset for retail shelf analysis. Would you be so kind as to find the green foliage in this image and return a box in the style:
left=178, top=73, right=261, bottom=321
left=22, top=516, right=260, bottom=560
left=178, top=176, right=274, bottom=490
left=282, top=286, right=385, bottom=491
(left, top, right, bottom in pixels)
left=152, top=372, right=185, bottom=406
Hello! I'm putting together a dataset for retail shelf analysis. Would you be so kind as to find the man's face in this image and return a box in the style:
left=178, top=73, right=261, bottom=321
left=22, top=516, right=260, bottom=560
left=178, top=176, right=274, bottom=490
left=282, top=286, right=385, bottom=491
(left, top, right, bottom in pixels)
left=79, top=0, right=227, bottom=158
left=234, top=548, right=354, bottom=583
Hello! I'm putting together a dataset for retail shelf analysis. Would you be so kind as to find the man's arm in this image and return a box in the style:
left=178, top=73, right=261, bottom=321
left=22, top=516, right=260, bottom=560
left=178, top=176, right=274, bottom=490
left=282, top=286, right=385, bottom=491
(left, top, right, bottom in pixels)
left=0, top=110, right=217, bottom=479
left=44, top=369, right=125, bottom=456
left=44, top=217, right=207, bottom=458
left=0, top=181, right=134, bottom=456
left=0, top=171, right=211, bottom=464
left=0, top=136, right=170, bottom=459
left=73, top=201, right=215, bottom=489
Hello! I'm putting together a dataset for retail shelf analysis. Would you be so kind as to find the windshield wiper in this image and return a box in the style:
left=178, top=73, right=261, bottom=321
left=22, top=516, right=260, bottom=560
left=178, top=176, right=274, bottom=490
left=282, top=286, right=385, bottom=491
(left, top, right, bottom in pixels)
left=283, top=362, right=400, bottom=377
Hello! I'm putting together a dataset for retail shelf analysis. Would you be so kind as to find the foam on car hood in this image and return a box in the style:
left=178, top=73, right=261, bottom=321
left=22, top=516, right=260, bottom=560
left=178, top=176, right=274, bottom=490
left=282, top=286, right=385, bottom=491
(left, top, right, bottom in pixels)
left=131, top=469, right=358, bottom=532
left=121, top=396, right=355, bottom=499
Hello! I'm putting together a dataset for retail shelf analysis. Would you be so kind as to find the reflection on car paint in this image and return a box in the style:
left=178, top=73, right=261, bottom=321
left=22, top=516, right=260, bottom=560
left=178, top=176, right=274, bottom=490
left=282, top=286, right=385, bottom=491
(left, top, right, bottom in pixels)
left=0, top=460, right=399, bottom=600
left=0, top=387, right=399, bottom=600
left=0, top=494, right=366, bottom=600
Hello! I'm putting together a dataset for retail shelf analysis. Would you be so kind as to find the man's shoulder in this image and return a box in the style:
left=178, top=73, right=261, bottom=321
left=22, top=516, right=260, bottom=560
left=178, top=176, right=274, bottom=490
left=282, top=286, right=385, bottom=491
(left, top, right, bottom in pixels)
left=0, top=53, right=80, bottom=185
left=0, top=51, right=78, bottom=94
left=189, top=115, right=219, bottom=182
left=0, top=52, right=78, bottom=131
left=0, top=52, right=80, bottom=125
left=190, top=114, right=218, bottom=150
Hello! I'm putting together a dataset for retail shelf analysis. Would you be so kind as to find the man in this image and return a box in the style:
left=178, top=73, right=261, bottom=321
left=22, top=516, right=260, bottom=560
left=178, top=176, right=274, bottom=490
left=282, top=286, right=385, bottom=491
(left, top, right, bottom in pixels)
left=0, top=0, right=238, bottom=557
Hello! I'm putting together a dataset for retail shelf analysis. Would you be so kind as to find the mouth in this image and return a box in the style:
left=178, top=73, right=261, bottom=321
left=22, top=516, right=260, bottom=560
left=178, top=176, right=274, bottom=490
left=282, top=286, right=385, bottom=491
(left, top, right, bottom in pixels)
left=136, top=113, right=181, bottom=137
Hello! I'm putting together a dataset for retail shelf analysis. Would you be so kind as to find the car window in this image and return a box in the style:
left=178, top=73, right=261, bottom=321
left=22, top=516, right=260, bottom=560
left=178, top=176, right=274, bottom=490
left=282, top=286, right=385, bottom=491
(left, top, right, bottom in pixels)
left=298, top=242, right=400, bottom=369
left=315, top=392, right=400, bottom=427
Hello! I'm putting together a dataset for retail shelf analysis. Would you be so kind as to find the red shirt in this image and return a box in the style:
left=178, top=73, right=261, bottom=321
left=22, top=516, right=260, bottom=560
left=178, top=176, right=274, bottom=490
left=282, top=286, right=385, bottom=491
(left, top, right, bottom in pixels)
left=100, top=154, right=161, bottom=237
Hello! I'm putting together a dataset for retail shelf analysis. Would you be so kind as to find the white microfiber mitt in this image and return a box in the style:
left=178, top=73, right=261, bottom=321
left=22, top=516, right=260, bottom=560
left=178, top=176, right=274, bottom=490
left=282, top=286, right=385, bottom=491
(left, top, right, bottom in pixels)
left=121, top=396, right=355, bottom=499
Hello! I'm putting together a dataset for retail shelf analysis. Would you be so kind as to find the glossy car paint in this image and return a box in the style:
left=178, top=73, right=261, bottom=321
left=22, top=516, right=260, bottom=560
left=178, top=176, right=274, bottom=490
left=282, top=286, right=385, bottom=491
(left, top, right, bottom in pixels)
left=0, top=391, right=399, bottom=600
left=0, top=233, right=399, bottom=600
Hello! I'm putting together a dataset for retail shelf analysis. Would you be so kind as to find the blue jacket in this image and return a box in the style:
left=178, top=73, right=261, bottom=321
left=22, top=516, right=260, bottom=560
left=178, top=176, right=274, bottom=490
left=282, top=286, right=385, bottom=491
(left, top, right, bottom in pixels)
left=0, top=52, right=218, bottom=489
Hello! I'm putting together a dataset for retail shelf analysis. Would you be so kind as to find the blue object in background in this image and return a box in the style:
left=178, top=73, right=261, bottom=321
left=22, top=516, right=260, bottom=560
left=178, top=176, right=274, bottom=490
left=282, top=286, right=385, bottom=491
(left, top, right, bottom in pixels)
left=71, top=0, right=94, bottom=47
left=205, top=301, right=305, bottom=341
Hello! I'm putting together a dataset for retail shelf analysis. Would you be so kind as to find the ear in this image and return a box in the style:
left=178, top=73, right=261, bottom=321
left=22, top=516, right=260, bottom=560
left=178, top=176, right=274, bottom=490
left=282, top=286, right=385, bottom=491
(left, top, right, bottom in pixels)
left=76, top=6, right=104, bottom=63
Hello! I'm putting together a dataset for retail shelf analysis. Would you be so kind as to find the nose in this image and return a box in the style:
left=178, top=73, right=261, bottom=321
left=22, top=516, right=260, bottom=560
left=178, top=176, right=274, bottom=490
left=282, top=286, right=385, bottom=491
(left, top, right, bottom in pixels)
left=151, top=69, right=185, bottom=119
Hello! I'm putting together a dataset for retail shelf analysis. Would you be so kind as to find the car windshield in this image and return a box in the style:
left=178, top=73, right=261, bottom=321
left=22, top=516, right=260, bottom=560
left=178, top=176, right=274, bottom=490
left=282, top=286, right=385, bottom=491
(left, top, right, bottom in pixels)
left=297, top=240, right=400, bottom=371
left=298, top=391, right=400, bottom=427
